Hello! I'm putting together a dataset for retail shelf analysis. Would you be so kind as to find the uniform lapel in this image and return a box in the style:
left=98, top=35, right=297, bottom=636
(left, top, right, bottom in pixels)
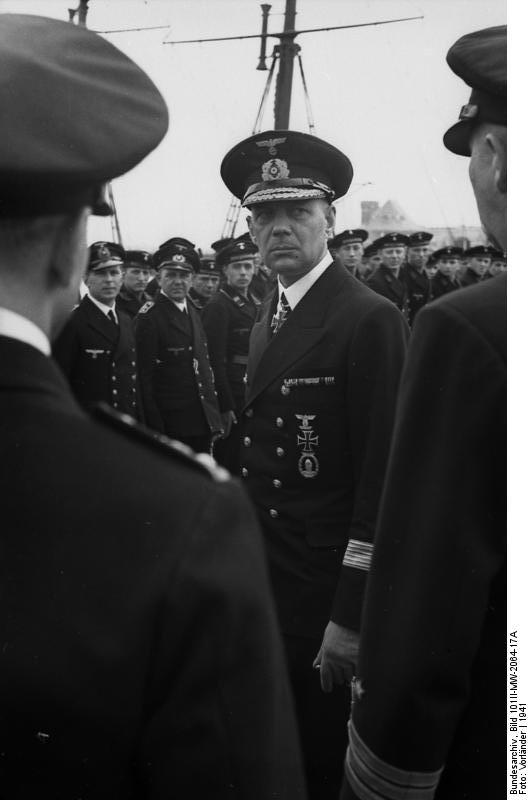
left=158, top=293, right=191, bottom=335
left=245, top=261, right=349, bottom=406
left=82, top=296, right=119, bottom=345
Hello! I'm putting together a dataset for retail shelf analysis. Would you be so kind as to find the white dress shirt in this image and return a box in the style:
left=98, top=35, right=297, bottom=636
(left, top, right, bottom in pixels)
left=276, top=250, right=333, bottom=311
left=0, top=307, right=51, bottom=356
left=87, top=293, right=118, bottom=321
left=161, top=291, right=188, bottom=314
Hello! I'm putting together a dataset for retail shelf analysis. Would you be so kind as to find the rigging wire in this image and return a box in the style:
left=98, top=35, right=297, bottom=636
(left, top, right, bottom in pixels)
left=297, top=54, right=315, bottom=134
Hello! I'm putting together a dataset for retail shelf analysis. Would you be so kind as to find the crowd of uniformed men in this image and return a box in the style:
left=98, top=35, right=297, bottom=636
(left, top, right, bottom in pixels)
left=0, top=10, right=505, bottom=800
left=53, top=226, right=506, bottom=465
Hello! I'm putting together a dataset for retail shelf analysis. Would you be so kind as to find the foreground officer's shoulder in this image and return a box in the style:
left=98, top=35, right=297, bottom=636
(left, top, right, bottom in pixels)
left=92, top=403, right=230, bottom=483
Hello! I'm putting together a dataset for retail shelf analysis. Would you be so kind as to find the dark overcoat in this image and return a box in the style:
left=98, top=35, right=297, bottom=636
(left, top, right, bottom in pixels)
left=134, top=293, right=221, bottom=438
left=52, top=295, right=141, bottom=419
left=343, top=275, right=506, bottom=800
left=366, top=265, right=410, bottom=320
left=0, top=335, right=306, bottom=799
left=239, top=261, right=409, bottom=639
left=116, top=286, right=152, bottom=320
left=430, top=271, right=461, bottom=300
left=459, top=266, right=482, bottom=287
left=202, top=285, right=260, bottom=414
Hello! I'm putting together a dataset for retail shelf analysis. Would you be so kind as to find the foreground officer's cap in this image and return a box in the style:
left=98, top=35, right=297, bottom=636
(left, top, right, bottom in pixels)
left=331, top=229, right=368, bottom=248
left=88, top=242, right=125, bottom=272
left=444, top=25, right=506, bottom=157
left=379, top=232, right=410, bottom=248
left=0, top=14, right=168, bottom=218
left=433, top=246, right=464, bottom=260
left=124, top=250, right=152, bottom=269
left=153, top=242, right=200, bottom=273
left=408, top=231, right=433, bottom=247
left=466, top=244, right=495, bottom=257
left=216, top=237, right=258, bottom=268
left=221, top=130, right=353, bottom=207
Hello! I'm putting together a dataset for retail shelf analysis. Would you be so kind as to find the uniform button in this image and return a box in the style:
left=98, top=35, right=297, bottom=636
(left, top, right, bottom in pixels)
left=132, top=401, right=136, bottom=407
left=112, top=389, right=118, bottom=395
left=113, top=402, right=118, bottom=408
left=243, top=436, right=251, bottom=447
left=112, top=376, right=116, bottom=381
left=269, top=508, right=279, bottom=519
left=281, top=385, right=290, bottom=396
left=273, top=479, right=282, bottom=489
left=245, top=408, right=254, bottom=418
left=276, top=417, right=284, bottom=428
left=276, top=446, right=285, bottom=457
left=111, top=362, right=116, bottom=368
left=132, top=374, right=136, bottom=380
left=188, top=346, right=192, bottom=351
left=131, top=361, right=136, bottom=367
left=241, top=467, right=248, bottom=478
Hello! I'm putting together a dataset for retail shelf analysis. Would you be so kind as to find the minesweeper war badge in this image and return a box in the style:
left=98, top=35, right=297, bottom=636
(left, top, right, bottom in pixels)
left=296, top=414, right=320, bottom=478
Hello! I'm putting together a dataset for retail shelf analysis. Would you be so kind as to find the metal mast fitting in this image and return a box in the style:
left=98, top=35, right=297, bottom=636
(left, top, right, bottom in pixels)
left=68, top=1, right=89, bottom=27
left=257, top=4, right=272, bottom=70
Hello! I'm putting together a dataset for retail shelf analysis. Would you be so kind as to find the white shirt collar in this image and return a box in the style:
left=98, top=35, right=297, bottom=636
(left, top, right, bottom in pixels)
left=277, top=250, right=333, bottom=311
left=161, top=290, right=187, bottom=313
left=87, top=293, right=117, bottom=318
left=0, top=307, right=50, bottom=356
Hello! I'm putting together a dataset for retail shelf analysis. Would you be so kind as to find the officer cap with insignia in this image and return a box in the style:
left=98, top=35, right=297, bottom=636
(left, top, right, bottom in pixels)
left=159, top=237, right=196, bottom=251
left=363, top=242, right=381, bottom=258
left=153, top=241, right=201, bottom=273
left=197, top=259, right=221, bottom=276
left=331, top=229, right=369, bottom=248
left=0, top=14, right=168, bottom=218
left=88, top=241, right=125, bottom=272
left=124, top=250, right=152, bottom=270
left=379, top=232, right=410, bottom=248
left=432, top=246, right=464, bottom=260
left=211, top=237, right=235, bottom=253
left=216, top=237, right=258, bottom=269
left=408, top=231, right=433, bottom=247
left=466, top=244, right=495, bottom=257
left=444, top=25, right=506, bottom=157
left=221, top=130, right=353, bottom=207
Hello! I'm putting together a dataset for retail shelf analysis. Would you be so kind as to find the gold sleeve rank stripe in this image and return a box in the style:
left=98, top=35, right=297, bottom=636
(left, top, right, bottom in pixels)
left=342, top=539, right=373, bottom=571
left=344, top=718, right=443, bottom=800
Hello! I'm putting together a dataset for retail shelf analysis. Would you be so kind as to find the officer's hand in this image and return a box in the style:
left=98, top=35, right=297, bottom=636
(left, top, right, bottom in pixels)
left=313, top=621, right=359, bottom=693
left=220, top=410, right=237, bottom=438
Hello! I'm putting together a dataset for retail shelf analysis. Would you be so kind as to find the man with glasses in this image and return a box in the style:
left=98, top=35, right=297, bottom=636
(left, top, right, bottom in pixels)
left=53, top=241, right=141, bottom=419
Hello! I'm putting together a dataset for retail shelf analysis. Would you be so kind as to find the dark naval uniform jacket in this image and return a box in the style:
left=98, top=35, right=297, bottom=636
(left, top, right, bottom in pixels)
left=430, top=271, right=461, bottom=300
left=459, top=266, right=482, bottom=288
left=116, top=286, right=152, bottom=320
left=240, top=260, right=409, bottom=639
left=188, top=286, right=209, bottom=311
left=343, top=275, right=506, bottom=800
left=134, top=293, right=222, bottom=439
left=402, top=263, right=431, bottom=324
left=0, top=333, right=306, bottom=799
left=366, top=265, right=410, bottom=321
left=202, top=285, right=260, bottom=414
left=53, top=295, right=140, bottom=419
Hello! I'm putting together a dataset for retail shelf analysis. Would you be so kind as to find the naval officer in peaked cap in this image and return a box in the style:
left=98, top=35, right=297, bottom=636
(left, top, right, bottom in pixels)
left=221, top=129, right=409, bottom=799
left=0, top=14, right=305, bottom=799
left=342, top=24, right=506, bottom=800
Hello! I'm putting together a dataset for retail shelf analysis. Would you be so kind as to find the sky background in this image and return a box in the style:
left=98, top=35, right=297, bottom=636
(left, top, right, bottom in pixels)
left=0, top=0, right=506, bottom=251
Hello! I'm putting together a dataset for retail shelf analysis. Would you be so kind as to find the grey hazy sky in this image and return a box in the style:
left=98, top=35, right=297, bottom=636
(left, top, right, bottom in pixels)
left=1, top=0, right=506, bottom=250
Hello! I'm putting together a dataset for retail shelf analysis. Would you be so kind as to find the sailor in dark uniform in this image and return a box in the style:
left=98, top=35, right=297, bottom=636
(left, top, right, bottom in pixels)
left=0, top=14, right=305, bottom=799
left=430, top=246, right=464, bottom=299
left=342, top=24, right=506, bottom=800
left=135, top=240, right=222, bottom=452
left=202, top=237, right=261, bottom=470
left=402, top=231, right=433, bottom=324
left=116, top=249, right=153, bottom=319
left=459, top=243, right=494, bottom=286
left=424, top=251, right=439, bottom=280
left=487, top=248, right=507, bottom=277
left=189, top=259, right=221, bottom=310
left=330, top=229, right=368, bottom=278
left=360, top=241, right=382, bottom=282
left=221, top=129, right=409, bottom=799
left=366, top=232, right=411, bottom=321
left=53, top=241, right=141, bottom=419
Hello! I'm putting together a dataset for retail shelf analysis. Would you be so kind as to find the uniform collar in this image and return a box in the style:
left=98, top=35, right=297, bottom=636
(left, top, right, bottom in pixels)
left=161, top=290, right=187, bottom=313
left=0, top=307, right=50, bottom=356
left=277, top=250, right=333, bottom=311
left=87, top=292, right=117, bottom=317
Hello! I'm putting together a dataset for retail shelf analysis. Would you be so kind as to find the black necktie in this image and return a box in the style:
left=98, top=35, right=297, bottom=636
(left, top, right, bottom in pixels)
left=107, top=309, right=117, bottom=325
left=271, top=292, right=291, bottom=334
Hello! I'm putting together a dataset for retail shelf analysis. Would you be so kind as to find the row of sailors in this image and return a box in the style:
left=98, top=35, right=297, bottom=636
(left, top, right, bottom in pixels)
left=54, top=230, right=505, bottom=467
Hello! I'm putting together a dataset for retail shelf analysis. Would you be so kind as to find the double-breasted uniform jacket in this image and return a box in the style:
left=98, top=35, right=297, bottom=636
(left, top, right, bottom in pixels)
left=239, top=261, right=409, bottom=639
left=134, top=293, right=222, bottom=438
left=52, top=295, right=141, bottom=419
left=402, top=262, right=431, bottom=324
left=0, top=334, right=306, bottom=798
left=430, top=271, right=461, bottom=300
left=202, top=285, right=260, bottom=414
left=343, top=275, right=506, bottom=800
left=116, top=286, right=152, bottom=320
left=367, top=265, right=410, bottom=322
